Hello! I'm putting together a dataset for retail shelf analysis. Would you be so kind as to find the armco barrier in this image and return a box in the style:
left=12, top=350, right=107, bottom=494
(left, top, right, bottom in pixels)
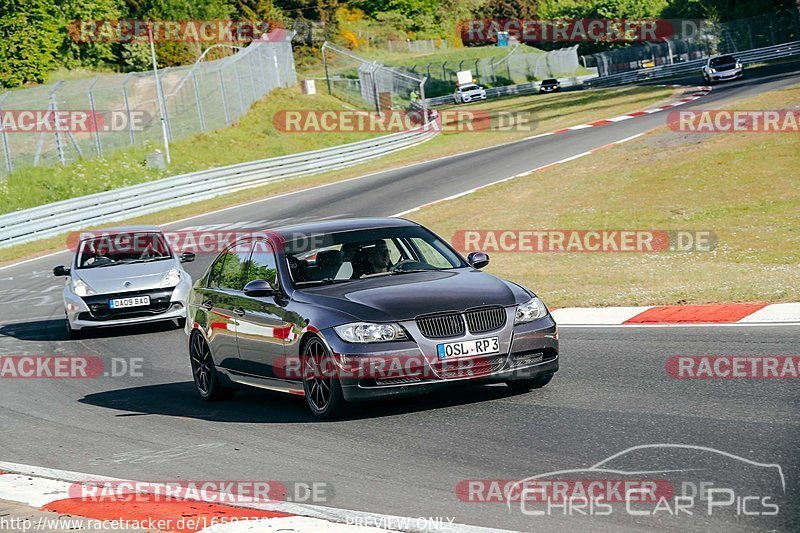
left=0, top=124, right=438, bottom=249
left=586, top=41, right=800, bottom=88
left=423, top=74, right=599, bottom=107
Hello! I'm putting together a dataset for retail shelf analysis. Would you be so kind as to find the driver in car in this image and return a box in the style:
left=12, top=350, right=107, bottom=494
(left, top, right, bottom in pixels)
left=366, top=240, right=392, bottom=274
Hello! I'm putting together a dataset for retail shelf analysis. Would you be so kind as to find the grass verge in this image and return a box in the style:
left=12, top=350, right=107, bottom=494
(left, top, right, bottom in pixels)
left=409, top=84, right=800, bottom=307
left=0, top=87, right=379, bottom=215
left=0, top=85, right=676, bottom=266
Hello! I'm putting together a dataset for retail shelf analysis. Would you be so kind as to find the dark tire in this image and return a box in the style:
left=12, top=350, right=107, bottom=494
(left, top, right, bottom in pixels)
left=189, top=332, right=235, bottom=401
left=506, top=373, right=554, bottom=392
left=66, top=318, right=84, bottom=340
left=301, top=336, right=346, bottom=419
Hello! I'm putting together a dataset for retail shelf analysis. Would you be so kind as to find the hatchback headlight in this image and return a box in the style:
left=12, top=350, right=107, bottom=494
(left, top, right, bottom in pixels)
left=160, top=268, right=182, bottom=287
left=515, top=297, right=547, bottom=324
left=72, top=278, right=95, bottom=297
left=334, top=322, right=408, bottom=343
left=708, top=68, right=716, bottom=73
left=735, top=62, right=742, bottom=68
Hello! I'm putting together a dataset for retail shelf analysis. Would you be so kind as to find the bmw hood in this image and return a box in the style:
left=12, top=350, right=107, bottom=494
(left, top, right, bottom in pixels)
left=73, top=260, right=178, bottom=294
left=295, top=269, right=531, bottom=322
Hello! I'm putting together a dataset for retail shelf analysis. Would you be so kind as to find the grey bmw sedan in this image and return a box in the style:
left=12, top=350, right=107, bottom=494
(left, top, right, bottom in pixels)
left=186, top=217, right=558, bottom=418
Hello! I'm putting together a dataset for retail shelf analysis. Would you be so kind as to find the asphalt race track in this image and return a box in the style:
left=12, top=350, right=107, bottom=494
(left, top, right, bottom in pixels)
left=1, top=62, right=798, bottom=532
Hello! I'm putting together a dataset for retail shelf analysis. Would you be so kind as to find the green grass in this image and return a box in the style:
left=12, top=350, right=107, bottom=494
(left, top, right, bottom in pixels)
left=0, top=84, right=675, bottom=265
left=0, top=87, right=381, bottom=214
left=410, top=84, right=800, bottom=307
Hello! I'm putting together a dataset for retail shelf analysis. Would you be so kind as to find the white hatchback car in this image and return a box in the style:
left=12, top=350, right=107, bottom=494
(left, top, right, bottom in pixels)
left=53, top=227, right=194, bottom=338
left=454, top=83, right=487, bottom=104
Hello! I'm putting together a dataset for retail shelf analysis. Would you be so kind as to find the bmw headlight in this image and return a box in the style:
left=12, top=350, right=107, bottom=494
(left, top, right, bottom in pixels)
left=72, top=278, right=95, bottom=297
left=708, top=68, right=716, bottom=73
left=334, top=322, right=408, bottom=343
left=159, top=268, right=182, bottom=287
left=735, top=62, right=742, bottom=68
left=515, top=297, right=548, bottom=324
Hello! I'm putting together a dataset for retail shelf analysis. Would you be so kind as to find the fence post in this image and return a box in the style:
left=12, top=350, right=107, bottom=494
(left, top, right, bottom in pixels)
left=122, top=74, right=136, bottom=145
left=247, top=51, right=259, bottom=103
left=0, top=93, right=12, bottom=174
left=87, top=77, right=103, bottom=157
left=191, top=72, right=206, bottom=131
left=322, top=44, right=332, bottom=95
left=218, top=69, right=231, bottom=125
left=272, top=47, right=281, bottom=86
left=49, top=84, right=66, bottom=165
left=234, top=61, right=246, bottom=115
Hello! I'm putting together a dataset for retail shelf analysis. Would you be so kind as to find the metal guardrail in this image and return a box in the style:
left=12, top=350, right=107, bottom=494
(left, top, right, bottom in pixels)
left=422, top=74, right=599, bottom=107
left=0, top=125, right=438, bottom=249
left=586, top=41, right=800, bottom=88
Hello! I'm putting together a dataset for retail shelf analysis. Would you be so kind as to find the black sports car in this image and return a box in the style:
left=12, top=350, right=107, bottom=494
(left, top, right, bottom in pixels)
left=186, top=218, right=559, bottom=418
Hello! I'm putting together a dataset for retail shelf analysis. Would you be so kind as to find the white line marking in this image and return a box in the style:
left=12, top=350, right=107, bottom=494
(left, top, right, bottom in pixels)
left=0, top=463, right=507, bottom=533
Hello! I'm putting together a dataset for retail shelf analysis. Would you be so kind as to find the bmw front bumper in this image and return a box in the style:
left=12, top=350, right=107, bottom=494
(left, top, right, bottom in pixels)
left=321, top=313, right=559, bottom=402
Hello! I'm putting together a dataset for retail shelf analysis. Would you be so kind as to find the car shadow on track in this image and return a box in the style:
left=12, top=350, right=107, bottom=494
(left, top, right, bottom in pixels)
left=78, top=381, right=526, bottom=423
left=0, top=318, right=180, bottom=342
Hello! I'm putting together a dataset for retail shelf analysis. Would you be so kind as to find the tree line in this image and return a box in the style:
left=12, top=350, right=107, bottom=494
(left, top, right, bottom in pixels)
left=0, top=0, right=795, bottom=88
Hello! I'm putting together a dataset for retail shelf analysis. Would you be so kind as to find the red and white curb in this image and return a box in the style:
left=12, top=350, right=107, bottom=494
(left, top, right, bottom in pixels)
left=0, top=462, right=504, bottom=533
left=545, top=86, right=712, bottom=134
left=551, top=302, right=800, bottom=326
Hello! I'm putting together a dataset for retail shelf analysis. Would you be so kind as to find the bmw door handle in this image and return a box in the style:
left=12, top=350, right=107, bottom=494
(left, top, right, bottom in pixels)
left=233, top=307, right=246, bottom=317
left=200, top=300, right=213, bottom=311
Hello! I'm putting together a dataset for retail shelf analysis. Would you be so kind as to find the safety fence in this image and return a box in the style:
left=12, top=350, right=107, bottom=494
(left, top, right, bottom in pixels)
left=422, top=73, right=598, bottom=107
left=583, top=7, right=800, bottom=76
left=321, top=42, right=427, bottom=114
left=0, top=124, right=438, bottom=249
left=0, top=35, right=297, bottom=177
left=409, top=46, right=581, bottom=98
left=586, top=41, right=800, bottom=88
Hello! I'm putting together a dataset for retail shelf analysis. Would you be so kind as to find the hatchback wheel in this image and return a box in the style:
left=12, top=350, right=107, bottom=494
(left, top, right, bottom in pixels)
left=190, top=332, right=234, bottom=401
left=302, top=336, right=346, bottom=419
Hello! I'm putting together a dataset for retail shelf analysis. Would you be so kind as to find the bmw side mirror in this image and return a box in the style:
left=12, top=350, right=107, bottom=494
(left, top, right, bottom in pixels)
left=180, top=252, right=196, bottom=263
left=467, top=252, right=490, bottom=269
left=53, top=265, right=70, bottom=277
left=244, top=279, right=277, bottom=297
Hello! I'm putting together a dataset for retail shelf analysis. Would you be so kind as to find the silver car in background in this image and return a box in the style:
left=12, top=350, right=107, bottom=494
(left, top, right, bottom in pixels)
left=702, top=54, right=743, bottom=84
left=53, top=226, right=194, bottom=338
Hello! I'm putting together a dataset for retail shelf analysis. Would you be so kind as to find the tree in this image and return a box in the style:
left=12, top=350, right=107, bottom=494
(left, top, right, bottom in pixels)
left=0, top=0, right=60, bottom=87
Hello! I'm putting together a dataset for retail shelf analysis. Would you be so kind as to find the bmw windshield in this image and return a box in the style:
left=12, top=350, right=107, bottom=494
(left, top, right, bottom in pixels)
left=283, top=226, right=466, bottom=286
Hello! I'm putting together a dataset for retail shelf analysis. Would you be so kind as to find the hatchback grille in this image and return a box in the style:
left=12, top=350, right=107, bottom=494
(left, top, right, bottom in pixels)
left=416, top=313, right=465, bottom=339
left=465, top=307, right=506, bottom=334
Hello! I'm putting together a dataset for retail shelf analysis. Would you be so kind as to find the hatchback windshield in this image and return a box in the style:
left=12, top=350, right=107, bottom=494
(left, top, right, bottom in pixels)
left=283, top=226, right=465, bottom=286
left=76, top=232, right=172, bottom=269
